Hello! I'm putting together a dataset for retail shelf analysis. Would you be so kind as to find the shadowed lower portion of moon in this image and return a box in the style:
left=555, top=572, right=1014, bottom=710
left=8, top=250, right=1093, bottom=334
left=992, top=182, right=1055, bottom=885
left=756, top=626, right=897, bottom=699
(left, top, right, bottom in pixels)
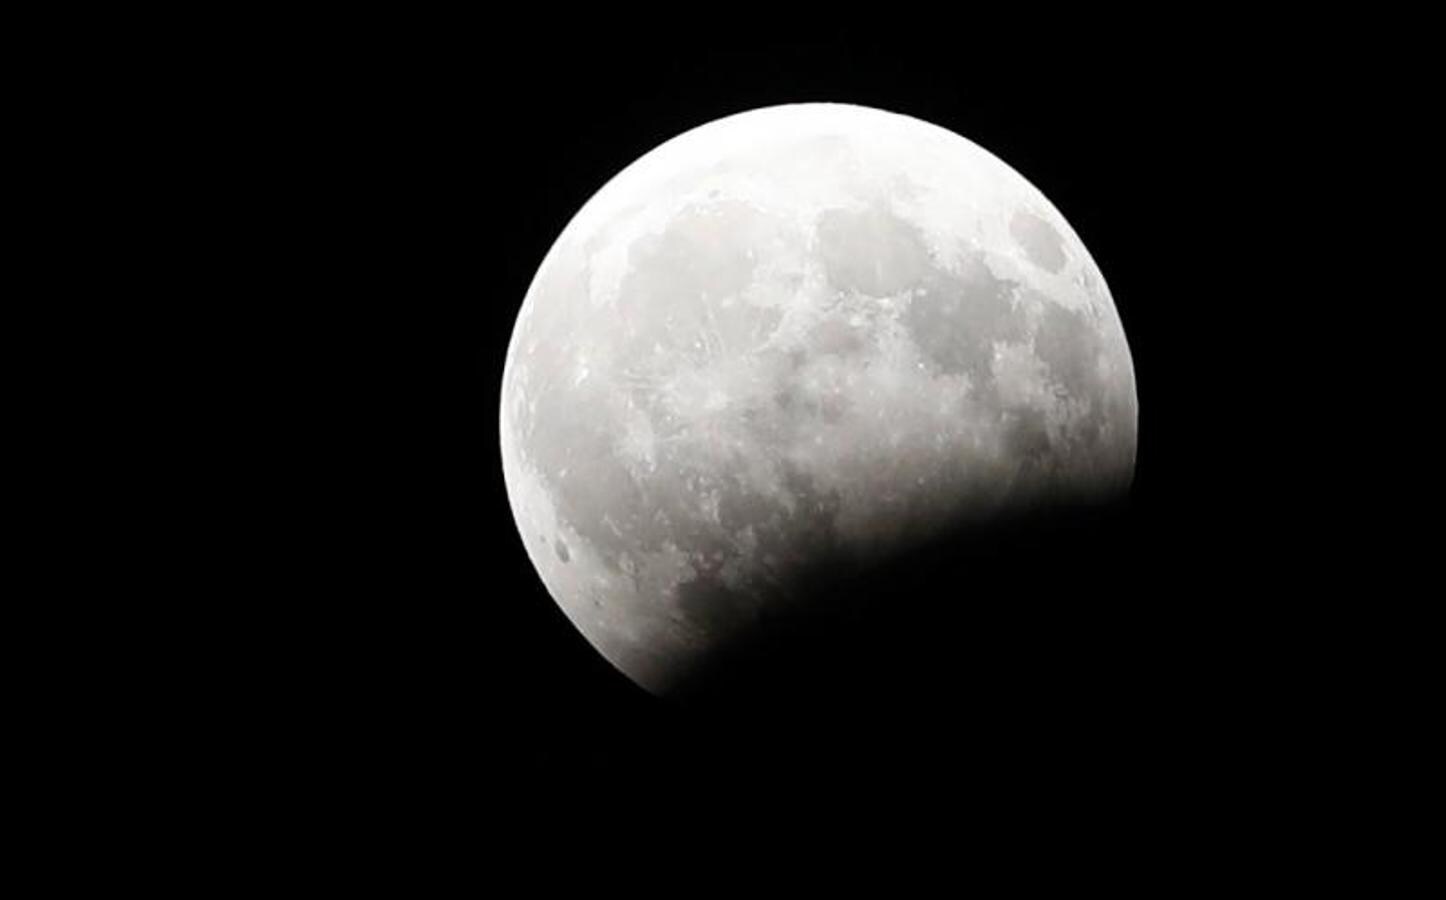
left=501, top=104, right=1137, bottom=699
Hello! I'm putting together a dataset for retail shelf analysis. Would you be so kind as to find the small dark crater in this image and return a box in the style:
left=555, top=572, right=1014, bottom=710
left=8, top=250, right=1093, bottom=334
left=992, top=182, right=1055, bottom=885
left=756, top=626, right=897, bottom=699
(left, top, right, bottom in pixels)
left=554, top=539, right=570, bottom=563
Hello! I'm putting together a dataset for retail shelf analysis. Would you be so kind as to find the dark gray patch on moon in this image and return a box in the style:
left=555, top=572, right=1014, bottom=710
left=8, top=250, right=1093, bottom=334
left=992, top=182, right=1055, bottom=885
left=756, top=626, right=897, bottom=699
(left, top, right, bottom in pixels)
left=615, top=201, right=785, bottom=362
left=1010, top=210, right=1067, bottom=273
left=1003, top=407, right=1053, bottom=460
left=1033, top=299, right=1108, bottom=452
left=806, top=316, right=870, bottom=358
left=817, top=205, right=932, bottom=296
left=675, top=571, right=754, bottom=634
left=813, top=202, right=1026, bottom=391
left=525, top=393, right=647, bottom=569
left=904, top=255, right=1023, bottom=384
left=1035, top=302, right=1100, bottom=398
left=555, top=538, right=570, bottom=563
left=714, top=483, right=779, bottom=537
left=776, top=463, right=843, bottom=549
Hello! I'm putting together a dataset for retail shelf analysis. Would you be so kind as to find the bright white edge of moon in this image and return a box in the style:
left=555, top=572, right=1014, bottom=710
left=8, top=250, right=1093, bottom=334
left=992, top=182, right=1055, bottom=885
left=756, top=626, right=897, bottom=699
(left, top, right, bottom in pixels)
left=501, top=103, right=1137, bottom=695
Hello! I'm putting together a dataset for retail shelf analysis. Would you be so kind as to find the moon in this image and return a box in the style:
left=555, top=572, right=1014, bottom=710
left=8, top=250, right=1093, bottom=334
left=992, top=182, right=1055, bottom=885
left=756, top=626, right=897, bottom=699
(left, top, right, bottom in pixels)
left=500, top=104, right=1137, bottom=697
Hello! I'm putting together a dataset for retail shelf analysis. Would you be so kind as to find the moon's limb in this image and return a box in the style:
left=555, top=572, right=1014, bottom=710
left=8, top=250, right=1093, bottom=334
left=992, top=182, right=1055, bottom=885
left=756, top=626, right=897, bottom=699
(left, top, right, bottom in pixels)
left=500, top=104, right=1137, bottom=695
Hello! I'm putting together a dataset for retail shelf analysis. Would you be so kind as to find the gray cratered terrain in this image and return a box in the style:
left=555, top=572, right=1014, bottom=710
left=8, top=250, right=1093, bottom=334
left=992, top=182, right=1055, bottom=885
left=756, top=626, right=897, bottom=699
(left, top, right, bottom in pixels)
left=500, top=104, right=1137, bottom=696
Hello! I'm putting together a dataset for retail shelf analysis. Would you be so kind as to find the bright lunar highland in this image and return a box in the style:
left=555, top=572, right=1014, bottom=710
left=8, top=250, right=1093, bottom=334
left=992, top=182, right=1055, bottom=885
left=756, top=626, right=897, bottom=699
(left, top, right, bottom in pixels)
left=500, top=104, right=1137, bottom=695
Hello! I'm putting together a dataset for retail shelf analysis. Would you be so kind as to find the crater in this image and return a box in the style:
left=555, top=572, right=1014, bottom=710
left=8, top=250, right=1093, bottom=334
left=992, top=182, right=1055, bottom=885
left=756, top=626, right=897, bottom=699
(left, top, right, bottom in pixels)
left=1010, top=210, right=1067, bottom=274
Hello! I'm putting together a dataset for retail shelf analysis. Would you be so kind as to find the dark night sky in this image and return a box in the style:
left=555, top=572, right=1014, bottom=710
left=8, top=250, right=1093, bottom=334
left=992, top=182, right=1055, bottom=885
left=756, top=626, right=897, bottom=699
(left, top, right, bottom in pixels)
left=23, top=6, right=1414, bottom=878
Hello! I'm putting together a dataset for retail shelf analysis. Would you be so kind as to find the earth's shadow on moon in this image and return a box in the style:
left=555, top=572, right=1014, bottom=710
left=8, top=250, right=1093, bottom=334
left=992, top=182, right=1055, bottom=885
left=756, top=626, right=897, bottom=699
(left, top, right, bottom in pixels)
left=654, top=493, right=1147, bottom=732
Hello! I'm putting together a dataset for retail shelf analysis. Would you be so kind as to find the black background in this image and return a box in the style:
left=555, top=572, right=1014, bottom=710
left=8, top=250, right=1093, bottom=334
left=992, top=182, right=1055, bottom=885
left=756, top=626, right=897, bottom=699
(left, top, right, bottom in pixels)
left=266, top=18, right=1377, bottom=819
left=18, top=8, right=1419, bottom=879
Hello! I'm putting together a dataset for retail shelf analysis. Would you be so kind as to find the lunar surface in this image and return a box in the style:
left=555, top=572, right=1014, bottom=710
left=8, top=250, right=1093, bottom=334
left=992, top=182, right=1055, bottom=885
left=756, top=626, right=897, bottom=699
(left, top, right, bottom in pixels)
left=501, top=104, right=1136, bottom=696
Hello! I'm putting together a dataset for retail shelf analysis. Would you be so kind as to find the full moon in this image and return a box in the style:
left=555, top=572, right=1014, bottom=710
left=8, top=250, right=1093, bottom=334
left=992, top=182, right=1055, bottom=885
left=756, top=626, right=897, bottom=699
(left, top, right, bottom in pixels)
left=501, top=104, right=1137, bottom=697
